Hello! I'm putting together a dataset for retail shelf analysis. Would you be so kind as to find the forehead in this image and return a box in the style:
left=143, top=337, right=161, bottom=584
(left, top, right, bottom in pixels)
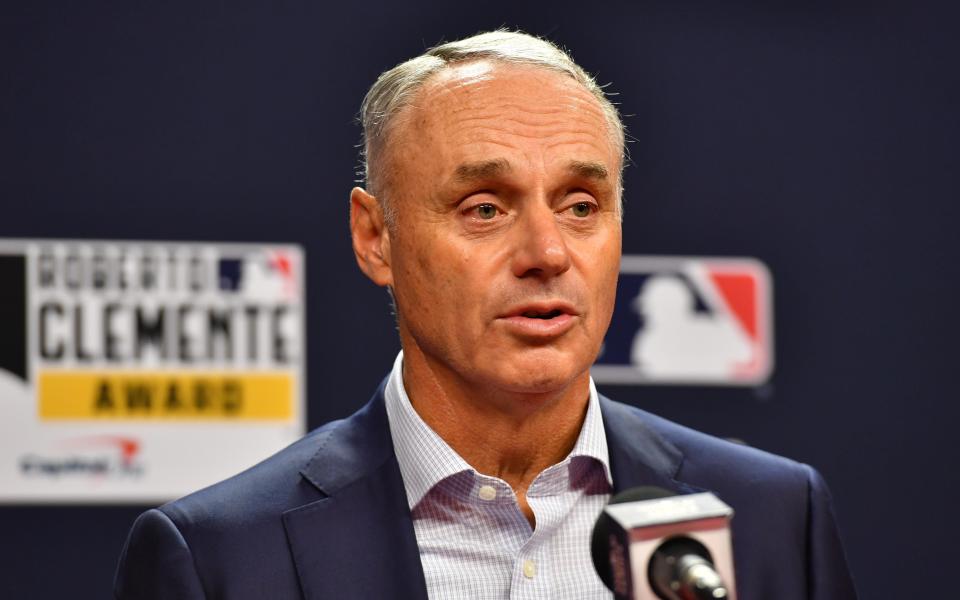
left=390, top=61, right=619, bottom=175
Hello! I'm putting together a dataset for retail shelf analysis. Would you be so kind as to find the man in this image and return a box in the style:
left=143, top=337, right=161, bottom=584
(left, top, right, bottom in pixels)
left=115, top=31, right=857, bottom=599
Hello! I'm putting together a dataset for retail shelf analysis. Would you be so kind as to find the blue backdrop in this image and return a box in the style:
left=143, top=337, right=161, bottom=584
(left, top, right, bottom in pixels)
left=1, top=1, right=957, bottom=598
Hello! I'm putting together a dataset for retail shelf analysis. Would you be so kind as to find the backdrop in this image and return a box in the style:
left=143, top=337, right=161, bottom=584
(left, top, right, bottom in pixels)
left=1, top=1, right=957, bottom=598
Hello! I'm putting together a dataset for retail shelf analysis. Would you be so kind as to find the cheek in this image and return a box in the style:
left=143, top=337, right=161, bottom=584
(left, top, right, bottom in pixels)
left=395, top=239, right=474, bottom=317
left=590, top=241, right=622, bottom=319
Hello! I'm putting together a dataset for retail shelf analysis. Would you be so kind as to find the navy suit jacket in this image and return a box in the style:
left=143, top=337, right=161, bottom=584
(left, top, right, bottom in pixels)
left=115, top=382, right=857, bottom=599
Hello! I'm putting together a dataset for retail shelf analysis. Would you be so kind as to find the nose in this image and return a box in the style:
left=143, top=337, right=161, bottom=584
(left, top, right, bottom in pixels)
left=510, top=205, right=572, bottom=279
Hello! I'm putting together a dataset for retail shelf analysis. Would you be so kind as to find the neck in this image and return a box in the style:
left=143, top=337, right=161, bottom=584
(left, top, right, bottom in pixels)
left=400, top=346, right=591, bottom=495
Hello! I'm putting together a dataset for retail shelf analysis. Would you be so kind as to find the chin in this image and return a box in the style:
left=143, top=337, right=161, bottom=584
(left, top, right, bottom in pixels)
left=488, top=354, right=588, bottom=396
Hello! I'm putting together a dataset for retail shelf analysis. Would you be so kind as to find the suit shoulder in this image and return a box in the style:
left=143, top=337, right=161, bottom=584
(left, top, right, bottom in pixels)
left=115, top=508, right=207, bottom=598
left=116, top=413, right=368, bottom=598
left=602, top=397, right=811, bottom=492
left=158, top=418, right=343, bottom=528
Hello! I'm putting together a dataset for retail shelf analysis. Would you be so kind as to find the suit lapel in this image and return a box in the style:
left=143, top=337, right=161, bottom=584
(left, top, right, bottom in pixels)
left=282, top=389, right=699, bottom=599
left=283, top=385, right=428, bottom=600
left=599, top=395, right=706, bottom=496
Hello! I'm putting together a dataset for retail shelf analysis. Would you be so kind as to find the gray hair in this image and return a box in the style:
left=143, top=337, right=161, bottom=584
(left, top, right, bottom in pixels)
left=359, top=30, right=626, bottom=222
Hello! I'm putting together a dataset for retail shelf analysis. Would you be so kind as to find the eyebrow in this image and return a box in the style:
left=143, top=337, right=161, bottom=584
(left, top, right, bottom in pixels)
left=452, top=158, right=610, bottom=183
left=567, top=160, right=609, bottom=181
left=454, top=159, right=512, bottom=182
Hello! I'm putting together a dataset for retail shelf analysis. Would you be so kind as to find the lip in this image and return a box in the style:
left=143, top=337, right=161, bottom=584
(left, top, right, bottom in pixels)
left=497, top=302, right=579, bottom=338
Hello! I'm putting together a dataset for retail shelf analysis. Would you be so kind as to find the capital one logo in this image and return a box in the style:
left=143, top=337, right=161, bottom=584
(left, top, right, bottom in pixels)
left=593, top=256, right=773, bottom=386
left=19, top=435, right=145, bottom=478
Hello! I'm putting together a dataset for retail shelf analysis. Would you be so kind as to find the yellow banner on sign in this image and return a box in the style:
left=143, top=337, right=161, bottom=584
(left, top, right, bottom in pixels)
left=38, top=370, right=294, bottom=421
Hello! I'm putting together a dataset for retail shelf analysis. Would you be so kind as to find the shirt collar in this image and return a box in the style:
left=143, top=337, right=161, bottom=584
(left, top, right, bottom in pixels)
left=383, top=351, right=613, bottom=509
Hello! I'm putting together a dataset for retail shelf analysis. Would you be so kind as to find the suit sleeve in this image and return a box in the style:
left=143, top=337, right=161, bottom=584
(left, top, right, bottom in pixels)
left=804, top=465, right=858, bottom=599
left=114, top=508, right=206, bottom=600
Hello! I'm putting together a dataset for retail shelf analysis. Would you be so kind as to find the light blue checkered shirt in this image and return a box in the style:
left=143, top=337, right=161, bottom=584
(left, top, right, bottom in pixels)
left=384, top=352, right=615, bottom=599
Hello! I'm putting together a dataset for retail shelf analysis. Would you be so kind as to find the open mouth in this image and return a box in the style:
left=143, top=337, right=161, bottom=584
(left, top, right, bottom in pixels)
left=500, top=304, right=577, bottom=337
left=521, top=309, right=564, bottom=320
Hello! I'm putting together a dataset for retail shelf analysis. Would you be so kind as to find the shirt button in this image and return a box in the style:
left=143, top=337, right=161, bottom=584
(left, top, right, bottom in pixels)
left=522, top=559, right=536, bottom=579
left=478, top=485, right=497, bottom=501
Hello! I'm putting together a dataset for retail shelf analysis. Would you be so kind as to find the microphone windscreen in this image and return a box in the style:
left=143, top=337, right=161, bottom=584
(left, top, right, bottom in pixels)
left=591, top=486, right=676, bottom=590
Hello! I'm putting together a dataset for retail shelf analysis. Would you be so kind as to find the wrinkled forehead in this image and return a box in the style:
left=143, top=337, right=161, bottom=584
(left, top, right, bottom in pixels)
left=388, top=60, right=622, bottom=183
left=393, top=60, right=621, bottom=166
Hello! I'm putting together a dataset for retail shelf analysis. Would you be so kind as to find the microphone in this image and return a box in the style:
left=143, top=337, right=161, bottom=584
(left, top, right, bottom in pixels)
left=591, top=486, right=737, bottom=600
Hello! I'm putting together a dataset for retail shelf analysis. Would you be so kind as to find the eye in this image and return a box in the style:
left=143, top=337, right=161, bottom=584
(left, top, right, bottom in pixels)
left=570, top=202, right=593, bottom=218
left=476, top=203, right=498, bottom=220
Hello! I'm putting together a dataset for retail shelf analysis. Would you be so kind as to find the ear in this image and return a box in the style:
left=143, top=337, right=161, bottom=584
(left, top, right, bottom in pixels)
left=350, top=186, right=394, bottom=287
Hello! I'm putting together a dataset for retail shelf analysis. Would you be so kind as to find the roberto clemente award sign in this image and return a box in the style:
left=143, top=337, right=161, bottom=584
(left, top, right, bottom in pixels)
left=0, top=239, right=305, bottom=503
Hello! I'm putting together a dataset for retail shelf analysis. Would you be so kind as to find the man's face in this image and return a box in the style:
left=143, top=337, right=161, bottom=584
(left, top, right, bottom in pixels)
left=380, top=61, right=622, bottom=396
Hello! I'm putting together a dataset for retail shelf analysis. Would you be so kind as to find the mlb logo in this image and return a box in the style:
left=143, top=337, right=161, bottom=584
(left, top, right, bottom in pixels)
left=592, top=256, right=773, bottom=386
left=219, top=250, right=298, bottom=301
